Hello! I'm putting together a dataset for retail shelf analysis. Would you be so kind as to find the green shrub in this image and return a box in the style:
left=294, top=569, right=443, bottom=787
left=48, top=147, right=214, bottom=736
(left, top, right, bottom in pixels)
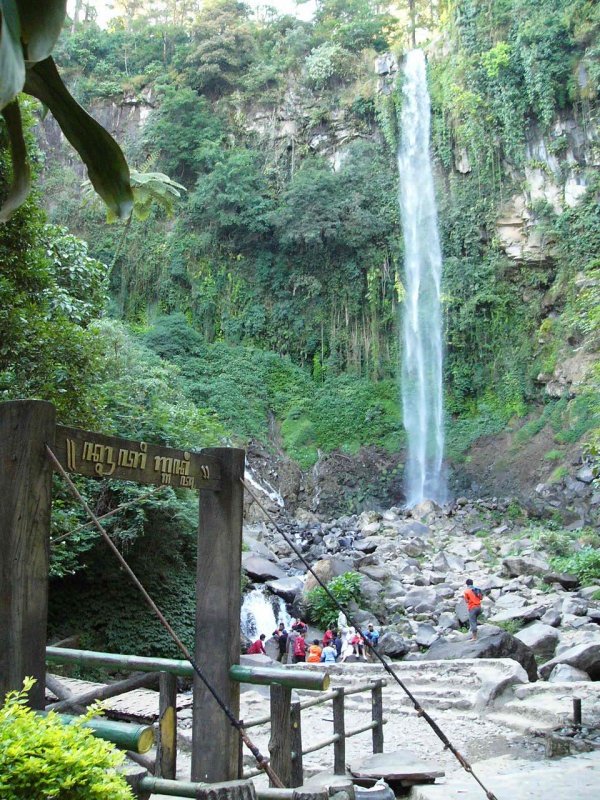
left=494, top=619, right=524, bottom=636
left=0, top=678, right=133, bottom=799
left=304, top=572, right=363, bottom=629
left=543, top=449, right=562, bottom=461
left=553, top=547, right=600, bottom=586
left=530, top=526, right=576, bottom=558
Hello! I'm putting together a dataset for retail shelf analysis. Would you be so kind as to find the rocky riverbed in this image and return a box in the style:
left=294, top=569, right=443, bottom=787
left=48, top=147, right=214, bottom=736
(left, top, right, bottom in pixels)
left=242, top=494, right=600, bottom=684
left=152, top=491, right=600, bottom=799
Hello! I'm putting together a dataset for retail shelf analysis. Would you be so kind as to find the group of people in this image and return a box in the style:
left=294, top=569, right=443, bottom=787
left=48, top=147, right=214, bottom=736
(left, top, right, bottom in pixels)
left=247, top=577, right=484, bottom=661
left=247, top=619, right=380, bottom=664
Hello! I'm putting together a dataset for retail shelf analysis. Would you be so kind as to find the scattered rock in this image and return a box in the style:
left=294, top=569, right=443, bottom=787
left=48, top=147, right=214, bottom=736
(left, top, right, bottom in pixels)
left=502, top=555, right=551, bottom=578
left=548, top=664, right=591, bottom=682
left=515, top=623, right=559, bottom=659
left=424, top=626, right=539, bottom=681
left=539, top=643, right=600, bottom=681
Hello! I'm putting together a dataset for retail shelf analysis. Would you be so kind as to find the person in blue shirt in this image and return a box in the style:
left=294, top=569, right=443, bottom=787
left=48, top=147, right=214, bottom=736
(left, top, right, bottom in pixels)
left=320, top=642, right=337, bottom=663
left=363, top=623, right=380, bottom=660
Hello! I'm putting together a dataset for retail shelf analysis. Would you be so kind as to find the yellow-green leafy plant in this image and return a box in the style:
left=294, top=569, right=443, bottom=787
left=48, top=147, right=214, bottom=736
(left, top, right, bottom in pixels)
left=0, top=0, right=133, bottom=221
left=0, top=677, right=134, bottom=799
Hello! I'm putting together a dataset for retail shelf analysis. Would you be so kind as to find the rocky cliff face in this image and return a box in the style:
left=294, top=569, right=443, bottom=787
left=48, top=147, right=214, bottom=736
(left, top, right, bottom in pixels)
left=496, top=114, right=599, bottom=265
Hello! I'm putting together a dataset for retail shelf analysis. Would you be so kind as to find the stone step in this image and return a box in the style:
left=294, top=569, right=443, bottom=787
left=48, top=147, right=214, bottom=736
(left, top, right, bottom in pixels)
left=487, top=680, right=600, bottom=733
left=409, top=751, right=600, bottom=800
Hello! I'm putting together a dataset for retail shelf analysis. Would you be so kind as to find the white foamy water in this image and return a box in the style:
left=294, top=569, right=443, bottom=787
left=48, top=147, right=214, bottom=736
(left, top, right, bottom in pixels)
left=398, top=49, right=446, bottom=507
left=244, top=463, right=284, bottom=508
left=240, top=587, right=292, bottom=640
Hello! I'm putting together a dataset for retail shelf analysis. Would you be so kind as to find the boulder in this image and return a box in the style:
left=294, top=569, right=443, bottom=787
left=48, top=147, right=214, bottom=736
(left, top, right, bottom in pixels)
left=502, top=555, right=551, bottom=577
left=562, top=597, right=588, bottom=616
left=543, top=571, right=580, bottom=590
left=515, top=622, right=559, bottom=659
left=378, top=631, right=411, bottom=658
left=424, top=625, right=538, bottom=681
left=548, top=664, right=591, bottom=683
left=360, top=564, right=391, bottom=582
left=403, top=586, right=437, bottom=613
left=414, top=623, right=439, bottom=648
left=437, top=612, right=460, bottom=631
left=493, top=593, right=527, bottom=610
left=354, top=535, right=385, bottom=553
left=455, top=599, right=469, bottom=625
left=396, top=520, right=432, bottom=539
left=488, top=604, right=546, bottom=625
left=432, top=551, right=465, bottom=573
left=302, top=558, right=351, bottom=594
left=242, top=554, right=287, bottom=581
left=359, top=575, right=385, bottom=605
left=539, top=643, right=600, bottom=680
left=541, top=608, right=562, bottom=627
left=400, top=538, right=426, bottom=557
left=265, top=576, right=304, bottom=602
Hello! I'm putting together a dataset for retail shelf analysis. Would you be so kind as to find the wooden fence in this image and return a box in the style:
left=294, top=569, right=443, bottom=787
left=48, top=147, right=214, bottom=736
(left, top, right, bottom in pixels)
left=242, top=678, right=386, bottom=787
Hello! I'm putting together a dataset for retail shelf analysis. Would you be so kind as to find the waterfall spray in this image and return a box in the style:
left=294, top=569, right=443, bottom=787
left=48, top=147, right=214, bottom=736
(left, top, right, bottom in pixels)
left=398, top=49, right=446, bottom=507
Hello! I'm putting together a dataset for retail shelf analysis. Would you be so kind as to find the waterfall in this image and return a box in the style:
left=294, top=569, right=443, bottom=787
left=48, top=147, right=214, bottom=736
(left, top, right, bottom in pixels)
left=240, top=587, right=292, bottom=640
left=397, top=49, right=446, bottom=507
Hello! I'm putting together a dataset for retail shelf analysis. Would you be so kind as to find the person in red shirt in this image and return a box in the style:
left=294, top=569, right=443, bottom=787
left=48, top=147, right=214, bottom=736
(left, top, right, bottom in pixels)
left=248, top=634, right=266, bottom=654
left=293, top=632, right=307, bottom=662
left=322, top=626, right=335, bottom=648
left=463, top=579, right=483, bottom=641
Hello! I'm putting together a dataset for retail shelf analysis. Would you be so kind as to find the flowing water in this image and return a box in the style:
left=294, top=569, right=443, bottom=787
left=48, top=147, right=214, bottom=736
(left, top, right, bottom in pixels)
left=240, top=587, right=292, bottom=640
left=398, top=49, right=446, bottom=507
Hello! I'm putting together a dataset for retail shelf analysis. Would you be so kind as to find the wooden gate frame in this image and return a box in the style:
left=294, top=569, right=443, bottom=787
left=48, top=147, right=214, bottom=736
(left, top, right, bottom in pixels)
left=0, top=399, right=244, bottom=783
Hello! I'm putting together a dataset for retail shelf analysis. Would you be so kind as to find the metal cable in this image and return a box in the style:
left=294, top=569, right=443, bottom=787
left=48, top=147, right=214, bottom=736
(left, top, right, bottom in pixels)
left=241, top=478, right=499, bottom=800
left=45, top=445, right=284, bottom=789
left=50, top=486, right=168, bottom=545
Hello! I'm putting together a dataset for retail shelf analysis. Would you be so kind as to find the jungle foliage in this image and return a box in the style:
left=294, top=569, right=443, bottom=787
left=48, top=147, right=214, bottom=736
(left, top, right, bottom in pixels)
left=0, top=0, right=598, bottom=656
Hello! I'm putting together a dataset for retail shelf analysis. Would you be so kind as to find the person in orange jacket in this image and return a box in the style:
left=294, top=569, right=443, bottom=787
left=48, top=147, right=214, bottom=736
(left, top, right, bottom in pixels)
left=463, top=579, right=483, bottom=640
left=307, top=639, right=322, bottom=663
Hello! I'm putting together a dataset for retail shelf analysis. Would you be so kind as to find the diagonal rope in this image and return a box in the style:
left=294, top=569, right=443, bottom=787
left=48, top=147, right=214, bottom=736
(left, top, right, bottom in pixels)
left=241, top=478, right=499, bottom=800
left=45, top=444, right=284, bottom=789
left=50, top=486, right=168, bottom=546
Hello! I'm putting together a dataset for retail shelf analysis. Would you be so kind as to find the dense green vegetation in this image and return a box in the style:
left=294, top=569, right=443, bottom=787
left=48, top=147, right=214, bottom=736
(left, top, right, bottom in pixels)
left=305, top=572, right=363, bottom=629
left=0, top=0, right=598, bottom=656
left=0, top=678, right=133, bottom=799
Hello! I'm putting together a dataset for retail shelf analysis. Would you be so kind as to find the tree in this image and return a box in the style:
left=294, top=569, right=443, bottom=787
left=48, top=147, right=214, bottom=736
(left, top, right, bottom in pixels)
left=184, top=0, right=257, bottom=95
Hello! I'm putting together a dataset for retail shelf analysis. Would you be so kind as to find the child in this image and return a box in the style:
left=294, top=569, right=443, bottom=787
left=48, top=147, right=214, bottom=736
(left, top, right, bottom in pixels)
left=351, top=629, right=364, bottom=657
left=307, top=639, right=322, bottom=663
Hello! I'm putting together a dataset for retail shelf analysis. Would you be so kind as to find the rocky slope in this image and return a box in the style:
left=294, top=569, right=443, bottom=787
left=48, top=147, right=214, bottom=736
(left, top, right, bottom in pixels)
left=241, top=491, right=600, bottom=684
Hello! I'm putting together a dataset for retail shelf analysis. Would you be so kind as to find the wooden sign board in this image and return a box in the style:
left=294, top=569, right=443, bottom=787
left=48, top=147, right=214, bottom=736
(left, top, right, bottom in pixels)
left=54, top=425, right=221, bottom=491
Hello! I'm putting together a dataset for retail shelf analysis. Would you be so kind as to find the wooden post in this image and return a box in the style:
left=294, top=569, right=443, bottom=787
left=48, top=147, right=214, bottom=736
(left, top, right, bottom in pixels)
left=157, top=672, right=178, bottom=779
left=269, top=684, right=292, bottom=787
left=192, top=448, right=245, bottom=783
left=290, top=700, right=303, bottom=788
left=371, top=682, right=384, bottom=754
left=332, top=688, right=346, bottom=775
left=0, top=400, right=55, bottom=709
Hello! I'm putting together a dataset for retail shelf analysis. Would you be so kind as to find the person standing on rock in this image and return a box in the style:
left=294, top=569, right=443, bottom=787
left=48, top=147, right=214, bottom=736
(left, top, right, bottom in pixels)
left=464, top=579, right=483, bottom=641
left=272, top=622, right=288, bottom=662
left=293, top=631, right=307, bottom=663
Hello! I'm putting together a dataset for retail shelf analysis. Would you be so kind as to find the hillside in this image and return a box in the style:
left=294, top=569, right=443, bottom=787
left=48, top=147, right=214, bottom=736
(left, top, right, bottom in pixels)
left=0, top=0, right=599, bottom=654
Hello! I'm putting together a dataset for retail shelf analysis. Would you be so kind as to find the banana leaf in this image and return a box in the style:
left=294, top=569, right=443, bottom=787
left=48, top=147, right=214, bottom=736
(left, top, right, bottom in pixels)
left=0, top=0, right=25, bottom=110
left=24, top=57, right=133, bottom=220
left=18, top=0, right=67, bottom=63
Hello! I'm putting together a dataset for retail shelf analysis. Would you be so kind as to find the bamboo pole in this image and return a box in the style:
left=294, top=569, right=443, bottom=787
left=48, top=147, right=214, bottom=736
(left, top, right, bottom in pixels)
left=46, top=647, right=329, bottom=690
left=37, top=712, right=154, bottom=753
left=45, top=671, right=158, bottom=712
